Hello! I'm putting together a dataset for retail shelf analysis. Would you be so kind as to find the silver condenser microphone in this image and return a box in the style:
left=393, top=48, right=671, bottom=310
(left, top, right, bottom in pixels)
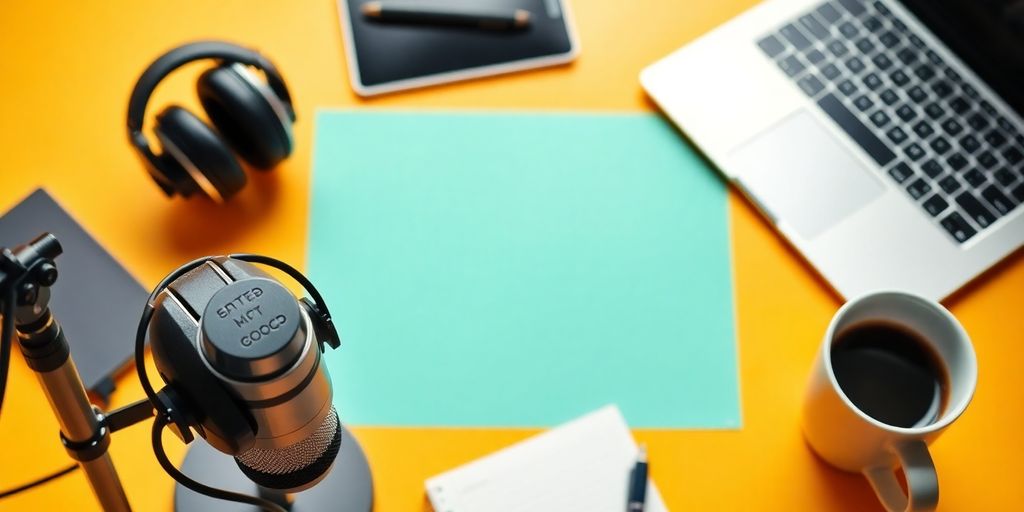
left=148, top=257, right=341, bottom=493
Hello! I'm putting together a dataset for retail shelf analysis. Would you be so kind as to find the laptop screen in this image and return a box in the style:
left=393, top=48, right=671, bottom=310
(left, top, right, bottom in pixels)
left=900, top=0, right=1024, bottom=116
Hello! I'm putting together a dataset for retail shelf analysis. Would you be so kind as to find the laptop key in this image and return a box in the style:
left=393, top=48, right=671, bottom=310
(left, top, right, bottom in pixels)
left=807, top=49, right=827, bottom=65
left=908, top=34, right=926, bottom=49
left=872, top=53, right=893, bottom=70
left=758, top=35, right=787, bottom=57
left=963, top=169, right=987, bottom=187
left=838, top=79, right=859, bottom=96
left=838, top=0, right=867, bottom=16
left=956, top=192, right=998, bottom=228
left=925, top=49, right=944, bottom=66
left=939, top=212, right=976, bottom=243
left=897, top=48, right=918, bottom=65
left=817, top=3, right=842, bottom=23
left=977, top=151, right=998, bottom=170
left=1003, top=147, right=1023, bottom=165
left=981, top=186, right=1017, bottom=216
left=856, top=37, right=875, bottom=54
left=818, top=93, right=897, bottom=166
left=828, top=39, right=850, bottom=57
left=854, top=95, right=874, bottom=111
left=870, top=110, right=890, bottom=127
left=1013, top=184, right=1024, bottom=203
left=908, top=86, right=928, bottom=103
left=878, top=31, right=899, bottom=48
left=984, top=129, right=1008, bottom=148
left=912, top=121, right=933, bottom=138
left=896, top=105, right=917, bottom=122
left=863, top=16, right=883, bottom=32
left=995, top=168, right=1017, bottom=186
left=873, top=1, right=891, bottom=15
left=798, top=74, right=825, bottom=96
left=863, top=72, right=882, bottom=90
left=907, top=178, right=932, bottom=199
left=947, top=153, right=968, bottom=171
left=930, top=137, right=952, bottom=155
left=846, top=56, right=866, bottom=73
left=892, top=17, right=908, bottom=32
left=997, top=116, right=1018, bottom=135
left=880, top=89, right=899, bottom=105
left=800, top=15, right=830, bottom=39
left=780, top=24, right=812, bottom=50
left=941, top=118, right=963, bottom=136
left=980, top=100, right=997, bottom=116
left=931, top=80, right=954, bottom=98
left=967, top=113, right=989, bottom=131
left=890, top=69, right=910, bottom=86
left=839, top=21, right=860, bottom=38
left=944, top=67, right=962, bottom=82
left=938, top=175, right=962, bottom=194
left=921, top=159, right=943, bottom=178
left=888, top=162, right=914, bottom=184
left=922, top=195, right=949, bottom=216
left=959, top=134, right=981, bottom=154
left=948, top=97, right=971, bottom=115
left=915, top=64, right=935, bottom=81
left=821, top=63, right=842, bottom=80
left=887, top=126, right=909, bottom=144
left=924, top=103, right=945, bottom=120
left=778, top=55, right=806, bottom=77
left=904, top=143, right=926, bottom=161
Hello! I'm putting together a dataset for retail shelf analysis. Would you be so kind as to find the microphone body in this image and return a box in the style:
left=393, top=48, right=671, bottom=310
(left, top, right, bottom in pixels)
left=149, top=257, right=340, bottom=492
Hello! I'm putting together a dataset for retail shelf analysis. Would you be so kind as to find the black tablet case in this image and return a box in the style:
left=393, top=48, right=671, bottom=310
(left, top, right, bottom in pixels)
left=0, top=189, right=147, bottom=401
left=343, top=0, right=575, bottom=88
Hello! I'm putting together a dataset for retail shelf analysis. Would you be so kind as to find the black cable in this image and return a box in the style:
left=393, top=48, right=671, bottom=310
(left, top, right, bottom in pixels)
left=0, top=464, right=78, bottom=500
left=230, top=254, right=334, bottom=320
left=151, top=414, right=286, bottom=512
left=0, top=290, right=15, bottom=419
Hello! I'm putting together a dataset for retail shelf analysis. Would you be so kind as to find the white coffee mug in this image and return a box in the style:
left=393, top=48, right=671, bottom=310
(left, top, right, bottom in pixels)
left=802, top=291, right=977, bottom=512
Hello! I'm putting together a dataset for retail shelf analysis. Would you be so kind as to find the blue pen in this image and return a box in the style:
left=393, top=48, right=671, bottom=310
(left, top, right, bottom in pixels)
left=627, top=444, right=648, bottom=512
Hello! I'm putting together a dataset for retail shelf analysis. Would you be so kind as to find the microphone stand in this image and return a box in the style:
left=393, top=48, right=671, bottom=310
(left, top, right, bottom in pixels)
left=2, top=234, right=373, bottom=511
left=1, top=234, right=153, bottom=511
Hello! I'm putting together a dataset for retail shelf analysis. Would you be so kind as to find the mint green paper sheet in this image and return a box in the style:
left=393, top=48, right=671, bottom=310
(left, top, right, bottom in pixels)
left=310, top=111, right=739, bottom=428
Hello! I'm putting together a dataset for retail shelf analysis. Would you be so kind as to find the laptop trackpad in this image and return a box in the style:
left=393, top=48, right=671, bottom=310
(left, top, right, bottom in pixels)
left=729, top=110, right=884, bottom=240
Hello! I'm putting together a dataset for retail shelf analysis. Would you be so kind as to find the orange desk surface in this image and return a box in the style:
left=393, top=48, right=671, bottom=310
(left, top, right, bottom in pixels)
left=1, top=1, right=1022, bottom=510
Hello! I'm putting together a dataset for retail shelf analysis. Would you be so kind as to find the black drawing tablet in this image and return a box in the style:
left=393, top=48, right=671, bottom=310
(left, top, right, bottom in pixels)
left=338, top=0, right=579, bottom=96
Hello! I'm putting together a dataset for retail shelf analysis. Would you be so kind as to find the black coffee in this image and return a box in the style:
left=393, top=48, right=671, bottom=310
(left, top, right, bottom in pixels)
left=831, top=322, right=949, bottom=428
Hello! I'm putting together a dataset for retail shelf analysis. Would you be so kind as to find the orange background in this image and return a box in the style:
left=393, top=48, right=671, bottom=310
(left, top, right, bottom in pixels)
left=1, top=1, right=1022, bottom=510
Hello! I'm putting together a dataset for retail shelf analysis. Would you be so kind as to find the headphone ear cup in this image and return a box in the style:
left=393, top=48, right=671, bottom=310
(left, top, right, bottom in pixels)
left=198, top=65, right=292, bottom=170
left=154, top=106, right=248, bottom=202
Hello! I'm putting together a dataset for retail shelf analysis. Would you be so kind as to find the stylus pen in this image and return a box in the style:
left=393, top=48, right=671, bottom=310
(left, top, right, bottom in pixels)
left=627, top=444, right=648, bottom=512
left=361, top=1, right=531, bottom=31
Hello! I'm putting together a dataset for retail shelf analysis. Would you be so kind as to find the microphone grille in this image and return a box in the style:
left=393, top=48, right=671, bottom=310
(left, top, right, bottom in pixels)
left=234, top=406, right=342, bottom=491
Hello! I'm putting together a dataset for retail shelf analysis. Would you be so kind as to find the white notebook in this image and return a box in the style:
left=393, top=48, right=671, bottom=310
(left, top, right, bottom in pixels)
left=425, top=405, right=668, bottom=512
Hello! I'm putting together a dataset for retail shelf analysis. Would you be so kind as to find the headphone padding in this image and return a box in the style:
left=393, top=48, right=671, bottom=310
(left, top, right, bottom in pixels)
left=155, top=106, right=247, bottom=201
left=198, top=66, right=291, bottom=170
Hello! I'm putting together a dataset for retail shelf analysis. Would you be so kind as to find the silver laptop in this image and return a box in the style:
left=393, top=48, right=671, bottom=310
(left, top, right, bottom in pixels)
left=641, top=0, right=1024, bottom=301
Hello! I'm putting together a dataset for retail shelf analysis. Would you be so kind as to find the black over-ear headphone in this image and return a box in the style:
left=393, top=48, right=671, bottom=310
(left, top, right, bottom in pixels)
left=127, top=41, right=296, bottom=203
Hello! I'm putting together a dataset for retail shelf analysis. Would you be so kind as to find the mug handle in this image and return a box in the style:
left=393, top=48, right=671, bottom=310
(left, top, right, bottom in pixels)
left=863, top=440, right=939, bottom=512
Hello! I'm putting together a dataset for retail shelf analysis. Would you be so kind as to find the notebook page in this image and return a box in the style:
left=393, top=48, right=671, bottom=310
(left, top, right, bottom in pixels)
left=426, top=405, right=668, bottom=512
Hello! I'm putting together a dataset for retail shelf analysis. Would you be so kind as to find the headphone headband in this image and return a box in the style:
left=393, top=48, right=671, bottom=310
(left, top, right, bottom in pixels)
left=126, top=40, right=294, bottom=137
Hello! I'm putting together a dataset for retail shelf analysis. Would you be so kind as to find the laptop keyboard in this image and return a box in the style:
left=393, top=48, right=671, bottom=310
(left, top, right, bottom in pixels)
left=756, top=0, right=1024, bottom=244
